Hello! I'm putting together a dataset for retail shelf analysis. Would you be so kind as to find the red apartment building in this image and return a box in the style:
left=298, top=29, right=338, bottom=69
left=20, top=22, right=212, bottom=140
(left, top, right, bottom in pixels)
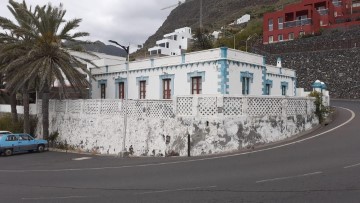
left=263, top=0, right=360, bottom=44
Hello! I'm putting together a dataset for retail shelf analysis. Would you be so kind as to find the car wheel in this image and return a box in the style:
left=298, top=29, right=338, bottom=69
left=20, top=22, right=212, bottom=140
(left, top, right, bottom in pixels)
left=4, top=149, right=13, bottom=156
left=37, top=145, right=45, bottom=153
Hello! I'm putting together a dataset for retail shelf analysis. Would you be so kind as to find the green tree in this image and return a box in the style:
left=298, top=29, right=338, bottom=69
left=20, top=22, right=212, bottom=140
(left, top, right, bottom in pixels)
left=0, top=0, right=94, bottom=138
left=190, top=28, right=213, bottom=52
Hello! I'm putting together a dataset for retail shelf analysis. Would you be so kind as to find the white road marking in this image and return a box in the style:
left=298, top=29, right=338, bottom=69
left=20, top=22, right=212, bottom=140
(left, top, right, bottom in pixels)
left=72, top=157, right=92, bottom=161
left=256, top=171, right=323, bottom=183
left=0, top=107, right=355, bottom=173
left=22, top=195, right=95, bottom=200
left=344, top=163, right=360, bottom=169
left=137, top=185, right=217, bottom=195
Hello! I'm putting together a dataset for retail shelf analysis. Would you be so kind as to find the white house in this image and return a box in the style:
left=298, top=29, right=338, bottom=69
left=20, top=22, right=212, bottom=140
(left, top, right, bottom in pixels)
left=148, top=27, right=192, bottom=56
left=90, top=47, right=297, bottom=100
left=229, top=14, right=251, bottom=26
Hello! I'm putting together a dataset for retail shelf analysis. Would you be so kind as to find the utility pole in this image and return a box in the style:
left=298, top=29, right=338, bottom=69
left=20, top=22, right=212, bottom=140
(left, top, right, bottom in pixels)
left=108, top=40, right=130, bottom=157
left=200, top=0, right=203, bottom=30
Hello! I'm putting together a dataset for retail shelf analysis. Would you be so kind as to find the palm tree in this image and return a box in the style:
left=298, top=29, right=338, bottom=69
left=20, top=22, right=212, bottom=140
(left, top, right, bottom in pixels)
left=0, top=0, right=96, bottom=138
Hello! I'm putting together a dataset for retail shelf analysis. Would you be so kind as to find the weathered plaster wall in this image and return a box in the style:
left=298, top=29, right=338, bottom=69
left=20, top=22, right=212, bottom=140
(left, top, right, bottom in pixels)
left=39, top=112, right=318, bottom=156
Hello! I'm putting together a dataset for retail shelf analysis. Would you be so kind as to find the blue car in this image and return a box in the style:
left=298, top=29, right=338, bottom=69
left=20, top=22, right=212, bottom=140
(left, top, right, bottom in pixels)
left=0, top=133, right=48, bottom=156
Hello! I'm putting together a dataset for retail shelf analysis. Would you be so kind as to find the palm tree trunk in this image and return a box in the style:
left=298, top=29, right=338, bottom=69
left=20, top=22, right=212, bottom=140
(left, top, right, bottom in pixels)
left=10, top=93, right=18, bottom=123
left=42, top=85, right=50, bottom=140
left=23, top=90, right=30, bottom=134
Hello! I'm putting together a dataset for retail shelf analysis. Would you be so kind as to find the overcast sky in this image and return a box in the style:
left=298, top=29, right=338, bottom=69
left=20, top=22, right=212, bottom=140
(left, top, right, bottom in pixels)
left=0, top=0, right=180, bottom=47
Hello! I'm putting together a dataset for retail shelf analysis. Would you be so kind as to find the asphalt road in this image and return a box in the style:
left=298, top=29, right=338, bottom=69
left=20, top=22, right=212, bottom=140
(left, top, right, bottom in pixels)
left=0, top=100, right=359, bottom=203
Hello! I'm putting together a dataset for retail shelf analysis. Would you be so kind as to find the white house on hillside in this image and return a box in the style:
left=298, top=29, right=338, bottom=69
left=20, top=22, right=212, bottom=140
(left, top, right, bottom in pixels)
left=230, top=14, right=251, bottom=26
left=90, top=47, right=297, bottom=100
left=148, top=27, right=192, bottom=56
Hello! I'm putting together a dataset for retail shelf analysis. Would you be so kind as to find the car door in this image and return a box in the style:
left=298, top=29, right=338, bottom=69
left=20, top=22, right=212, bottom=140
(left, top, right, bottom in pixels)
left=5, top=135, right=20, bottom=153
left=18, top=134, right=36, bottom=151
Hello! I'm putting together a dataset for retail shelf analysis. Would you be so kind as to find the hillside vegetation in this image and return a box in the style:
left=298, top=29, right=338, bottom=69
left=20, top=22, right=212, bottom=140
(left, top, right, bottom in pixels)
left=142, top=0, right=299, bottom=50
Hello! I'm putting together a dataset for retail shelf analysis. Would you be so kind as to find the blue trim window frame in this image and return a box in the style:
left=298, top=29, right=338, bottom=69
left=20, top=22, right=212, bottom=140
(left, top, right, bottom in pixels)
left=136, top=76, right=149, bottom=99
left=115, top=77, right=127, bottom=99
left=98, top=79, right=107, bottom=99
left=265, top=79, right=273, bottom=95
left=187, top=71, right=205, bottom=95
left=159, top=74, right=175, bottom=99
left=240, top=71, right=254, bottom=95
left=281, top=81, right=289, bottom=96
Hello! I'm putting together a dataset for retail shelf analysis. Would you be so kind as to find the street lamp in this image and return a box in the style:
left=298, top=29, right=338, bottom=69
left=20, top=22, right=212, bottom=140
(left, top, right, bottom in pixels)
left=108, top=40, right=130, bottom=156
left=246, top=33, right=258, bottom=52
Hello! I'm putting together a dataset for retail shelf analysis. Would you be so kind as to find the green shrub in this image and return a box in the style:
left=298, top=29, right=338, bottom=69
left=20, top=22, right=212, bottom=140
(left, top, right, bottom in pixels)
left=0, top=114, right=38, bottom=135
left=309, top=91, right=328, bottom=123
left=0, top=114, right=23, bottom=133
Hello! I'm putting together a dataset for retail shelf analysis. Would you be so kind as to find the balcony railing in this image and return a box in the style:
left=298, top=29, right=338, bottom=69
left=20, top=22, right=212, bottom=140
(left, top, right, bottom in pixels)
left=317, top=9, right=329, bottom=16
left=332, top=0, right=342, bottom=7
left=284, top=18, right=312, bottom=28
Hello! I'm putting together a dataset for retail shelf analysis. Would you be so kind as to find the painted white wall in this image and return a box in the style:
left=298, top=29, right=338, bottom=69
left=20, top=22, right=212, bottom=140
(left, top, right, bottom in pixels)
left=37, top=96, right=318, bottom=156
left=228, top=63, right=264, bottom=96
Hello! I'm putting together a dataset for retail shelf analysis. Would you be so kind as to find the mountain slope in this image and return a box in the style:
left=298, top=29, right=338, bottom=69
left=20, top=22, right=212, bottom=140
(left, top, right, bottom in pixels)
left=143, top=0, right=298, bottom=48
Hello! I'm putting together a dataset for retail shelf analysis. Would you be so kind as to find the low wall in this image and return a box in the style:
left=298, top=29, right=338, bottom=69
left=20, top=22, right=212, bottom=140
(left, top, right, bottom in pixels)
left=36, top=96, right=318, bottom=156
left=0, top=104, right=37, bottom=115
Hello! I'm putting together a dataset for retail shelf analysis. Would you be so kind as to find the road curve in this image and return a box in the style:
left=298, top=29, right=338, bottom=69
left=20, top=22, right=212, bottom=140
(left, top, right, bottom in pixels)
left=0, top=100, right=360, bottom=203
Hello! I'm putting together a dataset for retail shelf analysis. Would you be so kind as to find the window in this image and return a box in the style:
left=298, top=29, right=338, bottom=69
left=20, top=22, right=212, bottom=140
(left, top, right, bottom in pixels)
left=6, top=135, right=18, bottom=141
left=278, top=34, right=283, bottom=41
left=242, top=77, right=250, bottom=95
left=174, top=35, right=178, bottom=41
left=269, top=36, right=274, bottom=43
left=299, top=31, right=305, bottom=36
left=191, top=77, right=202, bottom=95
left=139, top=81, right=146, bottom=99
left=278, top=17, right=283, bottom=29
left=265, top=84, right=271, bottom=95
left=100, top=83, right=106, bottom=99
left=282, top=85, right=287, bottom=96
left=118, top=82, right=125, bottom=99
left=268, top=19, right=273, bottom=31
left=163, top=79, right=171, bottom=99
left=288, top=32, right=294, bottom=40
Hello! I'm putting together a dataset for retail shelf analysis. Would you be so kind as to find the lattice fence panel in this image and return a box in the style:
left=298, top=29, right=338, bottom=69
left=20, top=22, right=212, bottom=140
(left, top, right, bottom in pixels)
left=67, top=100, right=82, bottom=114
left=144, top=101, right=174, bottom=118
left=83, top=100, right=100, bottom=114
left=101, top=100, right=122, bottom=115
left=55, top=100, right=66, bottom=113
left=287, top=99, right=307, bottom=115
left=177, top=97, right=193, bottom=116
left=247, top=97, right=283, bottom=116
left=126, top=100, right=144, bottom=117
left=198, top=97, right=217, bottom=116
left=224, top=97, right=243, bottom=116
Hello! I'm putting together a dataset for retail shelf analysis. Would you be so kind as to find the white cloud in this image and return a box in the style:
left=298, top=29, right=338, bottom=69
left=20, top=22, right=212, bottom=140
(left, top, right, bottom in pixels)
left=0, top=0, right=179, bottom=46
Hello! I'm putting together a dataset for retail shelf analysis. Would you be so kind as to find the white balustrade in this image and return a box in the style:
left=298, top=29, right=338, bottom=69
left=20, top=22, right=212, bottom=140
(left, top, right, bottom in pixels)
left=36, top=95, right=315, bottom=119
